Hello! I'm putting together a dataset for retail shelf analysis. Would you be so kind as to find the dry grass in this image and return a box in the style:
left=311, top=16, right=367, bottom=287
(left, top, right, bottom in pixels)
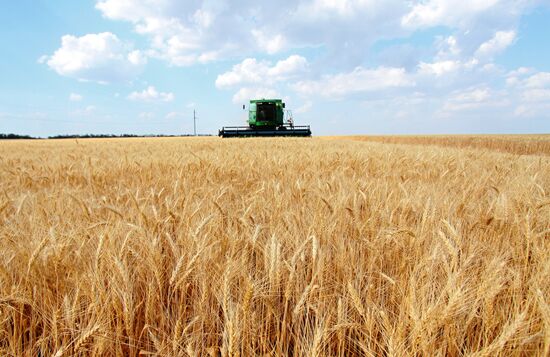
left=0, top=136, right=549, bottom=356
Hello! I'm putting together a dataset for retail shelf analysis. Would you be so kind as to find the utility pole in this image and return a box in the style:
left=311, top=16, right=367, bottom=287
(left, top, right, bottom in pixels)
left=193, top=109, right=196, bottom=136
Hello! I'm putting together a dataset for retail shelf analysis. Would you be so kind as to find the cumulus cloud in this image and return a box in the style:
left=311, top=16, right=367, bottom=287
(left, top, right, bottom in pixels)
left=401, top=0, right=500, bottom=29
left=69, top=93, right=83, bottom=102
left=524, top=72, right=550, bottom=88
left=435, top=35, right=462, bottom=59
left=232, top=87, right=279, bottom=104
left=508, top=67, right=534, bottom=77
left=96, top=0, right=160, bottom=22
left=88, top=0, right=546, bottom=128
left=45, top=32, right=146, bottom=83
left=496, top=69, right=550, bottom=117
left=215, top=59, right=264, bottom=89
left=216, top=55, right=307, bottom=102
left=93, top=0, right=409, bottom=67
left=504, top=67, right=534, bottom=87
left=506, top=70, right=550, bottom=92
left=215, top=55, right=308, bottom=89
left=475, top=30, right=516, bottom=59
left=400, top=0, right=534, bottom=76
left=128, top=86, right=174, bottom=102
left=93, top=0, right=536, bottom=73
left=252, top=30, right=286, bottom=55
left=442, top=87, right=493, bottom=111
left=438, top=72, right=550, bottom=118
left=293, top=66, right=414, bottom=98
left=418, top=60, right=462, bottom=77
left=270, top=55, right=309, bottom=77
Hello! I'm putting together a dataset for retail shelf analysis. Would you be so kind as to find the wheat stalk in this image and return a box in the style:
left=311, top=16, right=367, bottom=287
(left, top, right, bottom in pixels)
left=1, top=135, right=548, bottom=356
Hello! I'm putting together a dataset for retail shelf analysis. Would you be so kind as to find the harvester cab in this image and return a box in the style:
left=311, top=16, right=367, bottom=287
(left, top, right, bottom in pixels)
left=219, top=99, right=311, bottom=138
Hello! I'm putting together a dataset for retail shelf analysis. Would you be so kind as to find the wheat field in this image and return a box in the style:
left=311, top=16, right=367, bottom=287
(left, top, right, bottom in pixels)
left=337, top=135, right=550, bottom=156
left=0, top=136, right=549, bottom=356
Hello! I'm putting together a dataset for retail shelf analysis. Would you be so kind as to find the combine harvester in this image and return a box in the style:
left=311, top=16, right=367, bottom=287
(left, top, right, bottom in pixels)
left=219, top=99, right=312, bottom=138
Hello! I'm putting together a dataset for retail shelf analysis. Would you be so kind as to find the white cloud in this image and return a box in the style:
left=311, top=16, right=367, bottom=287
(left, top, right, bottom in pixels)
left=475, top=30, right=516, bottom=59
left=401, top=0, right=500, bottom=29
left=215, top=55, right=308, bottom=89
left=88, top=0, right=549, bottom=131
left=93, top=0, right=409, bottom=67
left=232, top=87, right=279, bottom=104
left=442, top=86, right=509, bottom=112
left=508, top=67, right=534, bottom=77
left=418, top=60, right=462, bottom=76
left=269, top=55, right=309, bottom=77
left=127, top=50, right=147, bottom=65
left=215, top=59, right=264, bottom=89
left=69, top=93, right=83, bottom=102
left=503, top=70, right=550, bottom=105
left=293, top=66, right=414, bottom=98
left=93, top=0, right=536, bottom=73
left=498, top=69, right=550, bottom=117
left=508, top=71, right=550, bottom=112
left=301, top=0, right=361, bottom=17
left=128, top=86, right=174, bottom=102
left=436, top=35, right=461, bottom=59
left=251, top=30, right=286, bottom=55
left=96, top=1, right=235, bottom=66
left=45, top=32, right=146, bottom=83
left=454, top=87, right=491, bottom=102
left=524, top=72, right=550, bottom=88
left=505, top=67, right=534, bottom=86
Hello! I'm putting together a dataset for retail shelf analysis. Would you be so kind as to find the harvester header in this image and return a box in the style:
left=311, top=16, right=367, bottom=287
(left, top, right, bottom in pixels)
left=219, top=98, right=312, bottom=138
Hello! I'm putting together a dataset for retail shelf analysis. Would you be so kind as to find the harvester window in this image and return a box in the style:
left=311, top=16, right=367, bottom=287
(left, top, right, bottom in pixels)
left=256, top=103, right=276, bottom=122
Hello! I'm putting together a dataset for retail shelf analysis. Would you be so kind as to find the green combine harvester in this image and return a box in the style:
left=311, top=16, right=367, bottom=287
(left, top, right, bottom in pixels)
left=219, top=99, right=312, bottom=138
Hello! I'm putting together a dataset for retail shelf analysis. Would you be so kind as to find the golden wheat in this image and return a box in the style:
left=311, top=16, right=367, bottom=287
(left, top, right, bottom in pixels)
left=332, top=134, right=550, bottom=156
left=0, top=136, right=549, bottom=356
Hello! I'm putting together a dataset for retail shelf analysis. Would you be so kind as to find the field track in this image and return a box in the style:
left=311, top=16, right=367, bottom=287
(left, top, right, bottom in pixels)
left=1, top=135, right=549, bottom=356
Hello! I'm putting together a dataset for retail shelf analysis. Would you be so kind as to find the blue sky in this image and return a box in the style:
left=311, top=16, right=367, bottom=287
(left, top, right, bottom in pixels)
left=1, top=0, right=549, bottom=136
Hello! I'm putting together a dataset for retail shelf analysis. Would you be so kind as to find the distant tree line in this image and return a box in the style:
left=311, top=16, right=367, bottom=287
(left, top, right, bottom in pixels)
left=0, top=133, right=37, bottom=139
left=0, top=133, right=213, bottom=140
left=48, top=134, right=212, bottom=139
left=49, top=134, right=140, bottom=139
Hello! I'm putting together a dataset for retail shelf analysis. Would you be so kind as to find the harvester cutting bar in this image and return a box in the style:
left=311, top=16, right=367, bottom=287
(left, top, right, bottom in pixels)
left=219, top=124, right=311, bottom=138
